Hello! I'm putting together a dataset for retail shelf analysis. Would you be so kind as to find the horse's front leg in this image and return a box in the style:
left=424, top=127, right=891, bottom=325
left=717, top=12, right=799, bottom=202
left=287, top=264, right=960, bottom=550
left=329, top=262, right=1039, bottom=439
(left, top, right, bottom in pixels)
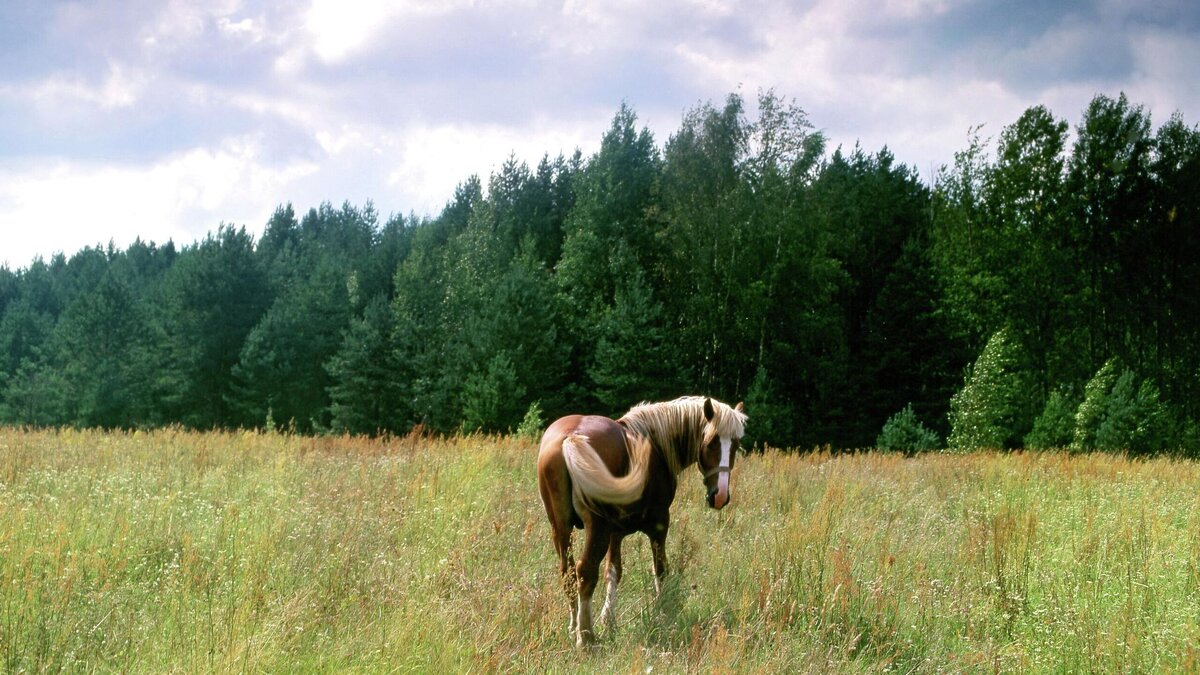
left=574, top=522, right=610, bottom=647
left=597, top=532, right=624, bottom=630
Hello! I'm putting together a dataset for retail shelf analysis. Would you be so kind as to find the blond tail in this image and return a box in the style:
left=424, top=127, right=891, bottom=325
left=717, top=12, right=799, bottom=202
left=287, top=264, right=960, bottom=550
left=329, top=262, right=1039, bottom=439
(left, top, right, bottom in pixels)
left=561, top=433, right=650, bottom=505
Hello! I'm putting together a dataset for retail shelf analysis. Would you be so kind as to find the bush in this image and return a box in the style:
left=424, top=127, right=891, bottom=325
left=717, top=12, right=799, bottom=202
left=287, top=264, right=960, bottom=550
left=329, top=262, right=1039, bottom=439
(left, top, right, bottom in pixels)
left=876, top=403, right=941, bottom=453
left=516, top=400, right=545, bottom=440
left=947, top=328, right=1031, bottom=451
left=1024, top=390, right=1077, bottom=449
left=1072, top=360, right=1174, bottom=455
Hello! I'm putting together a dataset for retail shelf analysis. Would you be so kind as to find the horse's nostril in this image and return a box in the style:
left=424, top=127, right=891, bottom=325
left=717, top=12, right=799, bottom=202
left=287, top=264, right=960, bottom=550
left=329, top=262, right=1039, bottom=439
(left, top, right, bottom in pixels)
left=706, top=487, right=717, bottom=507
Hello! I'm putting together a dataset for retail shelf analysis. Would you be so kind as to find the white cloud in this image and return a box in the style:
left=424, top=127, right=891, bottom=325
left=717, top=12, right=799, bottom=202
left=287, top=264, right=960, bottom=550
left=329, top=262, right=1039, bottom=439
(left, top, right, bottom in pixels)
left=303, top=0, right=477, bottom=63
left=22, top=62, right=148, bottom=111
left=1, top=0, right=1197, bottom=268
left=0, top=138, right=317, bottom=267
left=385, top=120, right=601, bottom=216
left=218, top=15, right=258, bottom=38
left=305, top=0, right=393, bottom=62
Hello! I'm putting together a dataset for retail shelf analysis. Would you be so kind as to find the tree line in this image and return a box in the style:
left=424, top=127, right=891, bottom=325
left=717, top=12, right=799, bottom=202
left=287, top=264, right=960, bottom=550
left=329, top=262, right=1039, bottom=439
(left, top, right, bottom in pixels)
left=1, top=91, right=1197, bottom=453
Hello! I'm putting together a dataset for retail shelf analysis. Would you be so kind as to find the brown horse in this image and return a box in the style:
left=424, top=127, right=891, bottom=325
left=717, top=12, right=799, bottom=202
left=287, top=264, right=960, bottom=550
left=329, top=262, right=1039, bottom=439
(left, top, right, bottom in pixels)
left=537, top=396, right=747, bottom=646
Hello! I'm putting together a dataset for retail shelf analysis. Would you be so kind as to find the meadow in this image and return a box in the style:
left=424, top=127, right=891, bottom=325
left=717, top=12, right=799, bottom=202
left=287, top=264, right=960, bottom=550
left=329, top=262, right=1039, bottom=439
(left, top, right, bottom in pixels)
left=2, top=427, right=1200, bottom=673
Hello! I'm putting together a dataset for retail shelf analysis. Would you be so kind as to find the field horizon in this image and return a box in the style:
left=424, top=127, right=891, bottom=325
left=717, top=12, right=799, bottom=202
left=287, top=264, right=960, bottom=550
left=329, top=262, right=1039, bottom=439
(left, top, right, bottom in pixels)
left=2, top=426, right=1199, bottom=672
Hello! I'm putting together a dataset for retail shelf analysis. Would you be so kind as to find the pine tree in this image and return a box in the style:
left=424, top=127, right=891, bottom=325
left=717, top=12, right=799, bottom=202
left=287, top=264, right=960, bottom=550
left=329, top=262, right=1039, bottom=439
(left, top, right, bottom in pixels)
left=326, top=295, right=406, bottom=435
left=876, top=403, right=941, bottom=454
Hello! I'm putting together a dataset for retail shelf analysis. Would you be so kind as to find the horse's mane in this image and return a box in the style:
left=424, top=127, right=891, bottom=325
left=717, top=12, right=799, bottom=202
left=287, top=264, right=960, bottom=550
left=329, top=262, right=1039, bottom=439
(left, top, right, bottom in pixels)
left=620, top=396, right=747, bottom=476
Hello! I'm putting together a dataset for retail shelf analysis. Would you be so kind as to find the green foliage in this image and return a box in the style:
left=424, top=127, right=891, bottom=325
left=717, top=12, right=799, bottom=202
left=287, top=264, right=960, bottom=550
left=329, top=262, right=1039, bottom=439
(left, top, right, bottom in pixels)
left=1024, top=390, right=1078, bottom=450
left=230, top=261, right=351, bottom=432
left=326, top=295, right=406, bottom=435
left=0, top=91, right=1199, bottom=450
left=1072, top=358, right=1120, bottom=452
left=460, top=352, right=524, bottom=433
left=0, top=298, right=60, bottom=424
left=156, top=225, right=269, bottom=428
left=516, top=400, right=545, bottom=440
left=743, top=364, right=791, bottom=448
left=948, top=328, right=1031, bottom=451
left=0, top=356, right=64, bottom=425
left=53, top=270, right=157, bottom=427
left=876, top=403, right=941, bottom=453
left=1072, top=362, right=1174, bottom=454
left=586, top=259, right=677, bottom=412
left=1096, top=373, right=1172, bottom=454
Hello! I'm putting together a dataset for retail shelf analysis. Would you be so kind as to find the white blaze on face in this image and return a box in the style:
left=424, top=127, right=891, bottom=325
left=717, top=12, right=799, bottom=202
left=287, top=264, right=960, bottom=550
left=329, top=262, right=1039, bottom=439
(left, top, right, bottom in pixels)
left=714, top=437, right=731, bottom=509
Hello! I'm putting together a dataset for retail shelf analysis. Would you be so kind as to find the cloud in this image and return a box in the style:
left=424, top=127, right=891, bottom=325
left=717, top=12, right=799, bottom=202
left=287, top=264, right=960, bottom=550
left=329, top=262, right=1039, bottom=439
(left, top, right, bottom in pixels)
left=14, top=62, right=147, bottom=111
left=0, top=137, right=317, bottom=267
left=384, top=119, right=602, bottom=215
left=0, top=0, right=1198, bottom=268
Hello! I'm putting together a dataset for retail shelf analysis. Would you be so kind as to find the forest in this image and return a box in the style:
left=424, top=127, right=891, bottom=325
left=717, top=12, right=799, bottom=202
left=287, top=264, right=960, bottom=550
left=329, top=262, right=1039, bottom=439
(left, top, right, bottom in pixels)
left=0, top=90, right=1197, bottom=453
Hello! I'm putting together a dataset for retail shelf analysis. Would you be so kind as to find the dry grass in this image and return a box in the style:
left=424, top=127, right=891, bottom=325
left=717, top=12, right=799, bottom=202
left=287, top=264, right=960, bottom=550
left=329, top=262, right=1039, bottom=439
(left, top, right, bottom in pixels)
left=2, top=427, right=1200, bottom=672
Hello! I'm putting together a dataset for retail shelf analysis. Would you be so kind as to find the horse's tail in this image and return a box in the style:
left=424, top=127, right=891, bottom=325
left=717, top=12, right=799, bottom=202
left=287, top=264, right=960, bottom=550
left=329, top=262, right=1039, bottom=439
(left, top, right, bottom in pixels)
left=561, top=433, right=650, bottom=506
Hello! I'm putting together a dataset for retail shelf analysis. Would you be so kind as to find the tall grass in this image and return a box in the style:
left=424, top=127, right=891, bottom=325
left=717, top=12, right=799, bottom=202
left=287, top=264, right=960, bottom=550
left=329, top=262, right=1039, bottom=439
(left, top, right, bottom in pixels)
left=2, top=428, right=1200, bottom=672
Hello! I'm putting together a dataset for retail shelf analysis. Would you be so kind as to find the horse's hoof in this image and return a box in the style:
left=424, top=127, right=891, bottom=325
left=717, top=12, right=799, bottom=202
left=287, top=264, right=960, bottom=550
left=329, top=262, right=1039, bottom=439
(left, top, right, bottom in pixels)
left=575, top=629, right=595, bottom=648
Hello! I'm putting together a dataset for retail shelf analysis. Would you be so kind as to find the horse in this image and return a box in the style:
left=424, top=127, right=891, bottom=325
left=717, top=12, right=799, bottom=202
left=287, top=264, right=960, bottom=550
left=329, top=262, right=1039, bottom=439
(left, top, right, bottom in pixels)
left=536, top=396, right=747, bottom=646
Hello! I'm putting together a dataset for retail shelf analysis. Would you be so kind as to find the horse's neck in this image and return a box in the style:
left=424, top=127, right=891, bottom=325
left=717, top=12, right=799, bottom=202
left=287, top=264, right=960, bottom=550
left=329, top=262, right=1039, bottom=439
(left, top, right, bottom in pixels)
left=620, top=403, right=705, bottom=477
left=657, top=418, right=702, bottom=477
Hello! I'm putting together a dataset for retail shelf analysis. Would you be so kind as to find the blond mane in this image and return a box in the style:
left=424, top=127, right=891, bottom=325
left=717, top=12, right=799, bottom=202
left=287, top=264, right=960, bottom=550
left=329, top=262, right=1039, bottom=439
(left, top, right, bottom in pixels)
left=619, top=396, right=747, bottom=476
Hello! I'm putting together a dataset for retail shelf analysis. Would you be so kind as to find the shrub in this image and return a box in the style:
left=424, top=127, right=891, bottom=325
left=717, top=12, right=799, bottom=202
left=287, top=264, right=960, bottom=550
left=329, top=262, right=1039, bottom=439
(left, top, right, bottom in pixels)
left=516, top=400, right=545, bottom=440
left=1024, top=390, right=1077, bottom=450
left=876, top=403, right=941, bottom=453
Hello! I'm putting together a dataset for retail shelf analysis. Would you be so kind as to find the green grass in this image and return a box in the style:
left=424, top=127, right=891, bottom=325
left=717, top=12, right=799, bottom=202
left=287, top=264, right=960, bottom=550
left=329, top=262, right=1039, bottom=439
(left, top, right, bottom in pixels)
left=3, top=428, right=1200, bottom=672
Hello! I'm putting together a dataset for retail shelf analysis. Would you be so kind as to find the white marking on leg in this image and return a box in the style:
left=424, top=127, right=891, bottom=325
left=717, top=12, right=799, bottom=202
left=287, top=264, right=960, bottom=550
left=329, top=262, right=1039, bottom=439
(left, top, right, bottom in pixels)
left=575, top=596, right=592, bottom=647
left=598, top=564, right=618, bottom=628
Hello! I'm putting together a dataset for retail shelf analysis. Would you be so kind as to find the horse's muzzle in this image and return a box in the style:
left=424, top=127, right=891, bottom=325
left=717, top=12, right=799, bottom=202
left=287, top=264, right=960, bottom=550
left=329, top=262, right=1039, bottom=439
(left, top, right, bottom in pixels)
left=706, top=486, right=729, bottom=510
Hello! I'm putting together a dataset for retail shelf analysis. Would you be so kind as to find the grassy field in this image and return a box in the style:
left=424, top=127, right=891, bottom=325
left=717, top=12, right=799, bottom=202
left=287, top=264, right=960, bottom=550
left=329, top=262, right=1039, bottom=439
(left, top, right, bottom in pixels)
left=3, top=427, right=1200, bottom=673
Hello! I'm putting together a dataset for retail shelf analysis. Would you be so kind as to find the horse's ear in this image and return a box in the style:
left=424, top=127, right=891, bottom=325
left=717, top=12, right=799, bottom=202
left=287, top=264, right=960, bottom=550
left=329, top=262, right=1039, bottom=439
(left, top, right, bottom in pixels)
left=735, top=401, right=744, bottom=413
left=703, top=397, right=715, bottom=422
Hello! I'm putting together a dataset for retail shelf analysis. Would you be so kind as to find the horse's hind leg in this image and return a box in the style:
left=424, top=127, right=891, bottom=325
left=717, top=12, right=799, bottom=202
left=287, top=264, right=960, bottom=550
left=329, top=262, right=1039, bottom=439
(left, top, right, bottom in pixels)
left=539, top=459, right=578, bottom=637
left=554, top=526, right=578, bottom=636
left=650, top=521, right=669, bottom=596
left=598, top=533, right=624, bottom=630
left=574, top=520, right=610, bottom=646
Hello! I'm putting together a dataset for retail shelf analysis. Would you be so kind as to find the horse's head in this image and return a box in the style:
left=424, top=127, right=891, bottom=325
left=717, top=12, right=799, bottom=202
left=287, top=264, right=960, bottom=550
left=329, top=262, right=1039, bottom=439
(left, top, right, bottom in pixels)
left=698, top=398, right=746, bottom=510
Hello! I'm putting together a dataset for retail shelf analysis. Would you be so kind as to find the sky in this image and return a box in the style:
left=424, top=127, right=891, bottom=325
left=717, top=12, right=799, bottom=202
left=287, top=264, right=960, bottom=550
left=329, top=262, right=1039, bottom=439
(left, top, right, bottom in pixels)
left=1, top=0, right=1198, bottom=269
